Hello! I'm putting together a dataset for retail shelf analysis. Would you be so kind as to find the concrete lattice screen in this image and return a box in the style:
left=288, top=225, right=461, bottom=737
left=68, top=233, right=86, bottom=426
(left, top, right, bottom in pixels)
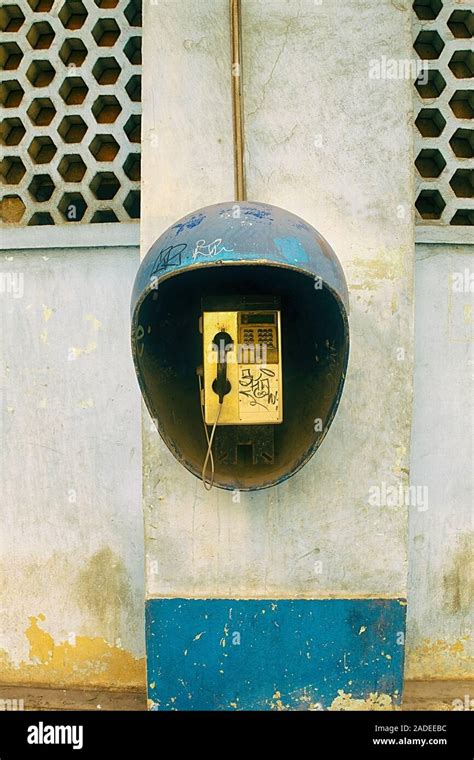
left=1, top=0, right=471, bottom=228
left=413, top=0, right=473, bottom=226
left=0, top=0, right=142, bottom=225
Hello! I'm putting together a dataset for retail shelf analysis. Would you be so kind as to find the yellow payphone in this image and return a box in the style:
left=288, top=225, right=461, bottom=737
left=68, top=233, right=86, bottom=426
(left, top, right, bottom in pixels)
left=198, top=296, right=283, bottom=488
left=201, top=304, right=282, bottom=425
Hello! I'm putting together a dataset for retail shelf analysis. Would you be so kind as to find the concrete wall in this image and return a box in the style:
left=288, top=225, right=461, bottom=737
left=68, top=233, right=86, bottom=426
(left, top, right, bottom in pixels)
left=141, top=0, right=415, bottom=709
left=0, top=0, right=471, bottom=695
left=142, top=0, right=414, bottom=598
left=0, top=225, right=145, bottom=689
left=406, top=243, right=473, bottom=680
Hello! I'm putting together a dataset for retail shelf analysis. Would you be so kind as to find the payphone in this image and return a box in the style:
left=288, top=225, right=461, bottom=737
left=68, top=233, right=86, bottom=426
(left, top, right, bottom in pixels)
left=198, top=295, right=283, bottom=488
left=200, top=295, right=283, bottom=426
left=131, top=201, right=349, bottom=491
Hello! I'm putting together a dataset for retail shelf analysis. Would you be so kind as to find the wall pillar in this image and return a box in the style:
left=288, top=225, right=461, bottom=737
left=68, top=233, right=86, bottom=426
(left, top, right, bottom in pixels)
left=141, top=0, right=415, bottom=710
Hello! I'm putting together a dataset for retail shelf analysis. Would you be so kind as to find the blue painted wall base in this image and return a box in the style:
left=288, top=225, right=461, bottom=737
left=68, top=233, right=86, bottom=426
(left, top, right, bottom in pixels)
left=146, top=598, right=406, bottom=710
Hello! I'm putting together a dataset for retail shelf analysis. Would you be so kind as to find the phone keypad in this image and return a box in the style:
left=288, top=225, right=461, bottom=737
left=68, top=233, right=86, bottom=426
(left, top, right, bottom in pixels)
left=241, top=328, right=276, bottom=348
left=257, top=328, right=275, bottom=348
left=238, top=312, right=279, bottom=364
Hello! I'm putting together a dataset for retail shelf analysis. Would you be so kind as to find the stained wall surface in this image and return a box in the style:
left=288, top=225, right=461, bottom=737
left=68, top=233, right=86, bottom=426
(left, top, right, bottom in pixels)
left=141, top=0, right=414, bottom=600
left=1, top=0, right=471, bottom=693
left=406, top=243, right=473, bottom=680
left=141, top=0, right=415, bottom=709
left=0, top=229, right=145, bottom=688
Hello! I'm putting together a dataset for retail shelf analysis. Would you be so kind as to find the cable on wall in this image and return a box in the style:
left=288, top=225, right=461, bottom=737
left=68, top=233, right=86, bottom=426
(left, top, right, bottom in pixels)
left=230, top=0, right=246, bottom=202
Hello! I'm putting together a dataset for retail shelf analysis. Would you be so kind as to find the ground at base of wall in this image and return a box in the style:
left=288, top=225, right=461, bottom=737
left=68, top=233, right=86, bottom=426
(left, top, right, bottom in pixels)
left=0, top=681, right=471, bottom=712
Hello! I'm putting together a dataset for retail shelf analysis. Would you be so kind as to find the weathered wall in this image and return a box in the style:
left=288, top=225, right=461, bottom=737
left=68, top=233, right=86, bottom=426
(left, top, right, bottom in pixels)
left=142, top=0, right=414, bottom=599
left=141, top=0, right=414, bottom=709
left=0, top=0, right=471, bottom=695
left=406, top=243, right=473, bottom=680
left=0, top=226, right=145, bottom=688
left=140, top=0, right=235, bottom=252
left=241, top=0, right=415, bottom=595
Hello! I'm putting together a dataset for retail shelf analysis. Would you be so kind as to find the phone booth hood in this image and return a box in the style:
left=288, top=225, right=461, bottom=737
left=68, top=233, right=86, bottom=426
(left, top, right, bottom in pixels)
left=131, top=201, right=350, bottom=490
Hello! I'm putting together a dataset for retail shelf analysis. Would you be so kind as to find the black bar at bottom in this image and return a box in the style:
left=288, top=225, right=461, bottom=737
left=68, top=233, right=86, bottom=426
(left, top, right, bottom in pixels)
left=0, top=709, right=472, bottom=757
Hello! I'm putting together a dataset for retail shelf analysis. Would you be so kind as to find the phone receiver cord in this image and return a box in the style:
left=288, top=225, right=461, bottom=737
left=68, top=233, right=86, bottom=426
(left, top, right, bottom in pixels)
left=198, top=374, right=222, bottom=491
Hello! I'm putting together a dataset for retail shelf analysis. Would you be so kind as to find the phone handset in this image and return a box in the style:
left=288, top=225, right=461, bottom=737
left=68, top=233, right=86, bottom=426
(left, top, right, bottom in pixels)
left=212, top=331, right=233, bottom=403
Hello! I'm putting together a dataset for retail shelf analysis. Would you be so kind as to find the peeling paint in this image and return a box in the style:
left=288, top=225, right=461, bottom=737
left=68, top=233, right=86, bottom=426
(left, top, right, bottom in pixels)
left=406, top=637, right=473, bottom=681
left=0, top=248, right=143, bottom=694
left=146, top=599, right=405, bottom=710
left=0, top=615, right=145, bottom=689
left=42, top=305, right=54, bottom=322
left=266, top=688, right=323, bottom=712
left=69, top=342, right=97, bottom=359
left=348, top=252, right=404, bottom=291
left=330, top=690, right=397, bottom=711
left=85, top=314, right=102, bottom=331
